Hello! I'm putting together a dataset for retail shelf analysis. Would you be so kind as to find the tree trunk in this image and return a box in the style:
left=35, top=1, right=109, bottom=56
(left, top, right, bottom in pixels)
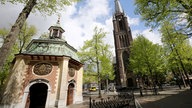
left=0, top=0, right=37, bottom=70
left=165, top=27, right=192, bottom=89
left=174, top=46, right=192, bottom=89
left=138, top=76, right=143, bottom=96
left=172, top=69, right=181, bottom=89
left=179, top=67, right=186, bottom=87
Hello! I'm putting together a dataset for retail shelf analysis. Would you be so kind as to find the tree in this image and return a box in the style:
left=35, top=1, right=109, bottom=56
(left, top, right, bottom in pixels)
left=39, top=32, right=49, bottom=39
left=135, top=0, right=192, bottom=37
left=129, top=35, right=166, bottom=95
left=18, top=23, right=37, bottom=53
left=0, top=24, right=36, bottom=97
left=78, top=27, right=114, bottom=97
left=0, top=0, right=79, bottom=70
left=78, top=27, right=114, bottom=80
left=0, top=28, right=9, bottom=41
left=0, top=27, right=17, bottom=83
left=160, top=21, right=192, bottom=89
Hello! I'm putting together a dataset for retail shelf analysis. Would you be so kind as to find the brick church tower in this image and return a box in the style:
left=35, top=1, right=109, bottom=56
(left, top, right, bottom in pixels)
left=1, top=18, right=84, bottom=108
left=113, top=0, right=136, bottom=88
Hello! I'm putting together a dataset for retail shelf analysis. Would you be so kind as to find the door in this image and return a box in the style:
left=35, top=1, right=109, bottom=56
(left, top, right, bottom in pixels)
left=28, top=83, right=48, bottom=108
left=67, top=83, right=74, bottom=105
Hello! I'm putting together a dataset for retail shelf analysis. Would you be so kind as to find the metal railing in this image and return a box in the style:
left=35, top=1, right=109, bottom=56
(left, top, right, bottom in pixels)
left=89, top=92, right=136, bottom=108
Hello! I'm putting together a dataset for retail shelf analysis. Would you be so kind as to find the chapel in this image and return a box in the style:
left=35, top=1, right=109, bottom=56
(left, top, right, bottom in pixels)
left=1, top=18, right=83, bottom=108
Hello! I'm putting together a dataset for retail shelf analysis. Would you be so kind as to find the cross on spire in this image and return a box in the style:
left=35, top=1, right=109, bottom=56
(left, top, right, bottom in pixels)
left=57, top=14, right=61, bottom=25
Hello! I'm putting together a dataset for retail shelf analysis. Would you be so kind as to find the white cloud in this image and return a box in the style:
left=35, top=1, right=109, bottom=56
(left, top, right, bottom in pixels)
left=176, top=13, right=188, bottom=26
left=0, top=3, right=24, bottom=28
left=132, top=29, right=162, bottom=45
left=132, top=30, right=140, bottom=39
left=60, top=0, right=111, bottom=49
left=127, top=16, right=140, bottom=26
left=142, top=29, right=161, bottom=44
left=0, top=0, right=111, bottom=49
left=0, top=0, right=161, bottom=52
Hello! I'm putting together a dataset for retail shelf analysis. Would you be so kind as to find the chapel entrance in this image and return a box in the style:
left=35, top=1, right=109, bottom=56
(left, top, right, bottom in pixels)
left=67, top=83, right=74, bottom=105
left=29, top=83, right=48, bottom=108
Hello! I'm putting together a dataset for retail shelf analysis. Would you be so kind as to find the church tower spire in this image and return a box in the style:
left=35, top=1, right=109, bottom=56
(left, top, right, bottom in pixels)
left=113, top=0, right=136, bottom=88
left=115, top=0, right=123, bottom=14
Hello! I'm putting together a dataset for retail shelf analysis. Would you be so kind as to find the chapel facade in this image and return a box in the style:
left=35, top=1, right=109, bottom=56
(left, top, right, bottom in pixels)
left=113, top=0, right=137, bottom=88
left=1, top=19, right=83, bottom=108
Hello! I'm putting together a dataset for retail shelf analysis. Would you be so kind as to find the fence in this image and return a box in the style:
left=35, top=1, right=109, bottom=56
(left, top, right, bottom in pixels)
left=89, top=92, right=136, bottom=108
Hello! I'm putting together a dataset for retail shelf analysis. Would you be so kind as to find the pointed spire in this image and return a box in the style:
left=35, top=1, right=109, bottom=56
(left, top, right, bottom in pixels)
left=115, top=0, right=123, bottom=13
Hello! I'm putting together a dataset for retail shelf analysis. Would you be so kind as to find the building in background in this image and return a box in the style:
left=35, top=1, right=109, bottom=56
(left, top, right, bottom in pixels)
left=113, top=0, right=137, bottom=89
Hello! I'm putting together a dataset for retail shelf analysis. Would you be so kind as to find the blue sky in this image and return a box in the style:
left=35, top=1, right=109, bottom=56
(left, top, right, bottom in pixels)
left=119, top=0, right=145, bottom=30
left=0, top=0, right=161, bottom=53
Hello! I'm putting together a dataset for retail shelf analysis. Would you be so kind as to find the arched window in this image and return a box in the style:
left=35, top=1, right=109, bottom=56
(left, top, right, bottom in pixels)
left=53, top=29, right=58, bottom=37
left=122, top=51, right=129, bottom=73
left=119, top=19, right=125, bottom=31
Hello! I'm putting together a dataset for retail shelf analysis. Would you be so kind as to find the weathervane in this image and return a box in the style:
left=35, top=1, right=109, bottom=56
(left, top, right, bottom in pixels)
left=57, top=14, right=61, bottom=25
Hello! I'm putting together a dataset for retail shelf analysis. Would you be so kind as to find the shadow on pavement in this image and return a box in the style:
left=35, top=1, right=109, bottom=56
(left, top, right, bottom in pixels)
left=140, top=89, right=192, bottom=108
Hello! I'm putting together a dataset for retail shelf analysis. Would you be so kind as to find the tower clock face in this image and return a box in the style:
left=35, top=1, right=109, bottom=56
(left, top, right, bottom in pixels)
left=33, top=63, right=52, bottom=75
left=68, top=68, right=75, bottom=77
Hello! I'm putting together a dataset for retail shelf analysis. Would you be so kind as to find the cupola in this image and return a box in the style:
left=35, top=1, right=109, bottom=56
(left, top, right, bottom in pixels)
left=48, top=17, right=65, bottom=39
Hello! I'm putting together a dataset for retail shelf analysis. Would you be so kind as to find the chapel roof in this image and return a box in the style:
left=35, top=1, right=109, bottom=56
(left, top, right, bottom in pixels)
left=22, top=39, right=79, bottom=61
left=22, top=18, right=80, bottom=62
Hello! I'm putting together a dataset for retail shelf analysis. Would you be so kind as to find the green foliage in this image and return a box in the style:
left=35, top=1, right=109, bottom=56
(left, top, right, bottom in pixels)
left=18, top=23, right=37, bottom=53
left=0, top=28, right=17, bottom=87
left=160, top=21, right=192, bottom=75
left=135, top=0, right=192, bottom=37
left=1, top=44, right=20, bottom=98
left=78, top=27, right=114, bottom=83
left=39, top=32, right=49, bottom=39
left=0, top=0, right=80, bottom=71
left=0, top=42, right=18, bottom=92
left=0, top=23, right=36, bottom=90
left=129, top=35, right=166, bottom=84
left=1, top=0, right=79, bottom=15
left=83, top=72, right=97, bottom=84
left=0, top=28, right=9, bottom=40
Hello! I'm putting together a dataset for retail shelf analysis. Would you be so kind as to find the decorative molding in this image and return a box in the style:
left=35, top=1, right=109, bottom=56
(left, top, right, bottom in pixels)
left=33, top=63, right=52, bottom=75
left=68, top=68, right=75, bottom=77
left=68, top=79, right=76, bottom=84
left=30, top=79, right=49, bottom=83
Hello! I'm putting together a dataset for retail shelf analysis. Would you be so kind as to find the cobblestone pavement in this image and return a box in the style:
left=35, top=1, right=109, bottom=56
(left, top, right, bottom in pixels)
left=67, top=86, right=192, bottom=108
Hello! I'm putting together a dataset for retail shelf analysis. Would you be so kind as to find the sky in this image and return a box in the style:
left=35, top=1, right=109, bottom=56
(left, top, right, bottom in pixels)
left=0, top=0, right=162, bottom=54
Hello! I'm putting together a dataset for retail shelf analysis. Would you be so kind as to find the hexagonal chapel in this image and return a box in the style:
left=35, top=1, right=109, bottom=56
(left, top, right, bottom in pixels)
left=1, top=19, right=83, bottom=108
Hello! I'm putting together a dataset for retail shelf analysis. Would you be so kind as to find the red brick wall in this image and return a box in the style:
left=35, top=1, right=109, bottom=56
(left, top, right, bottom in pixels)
left=22, top=61, right=59, bottom=94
